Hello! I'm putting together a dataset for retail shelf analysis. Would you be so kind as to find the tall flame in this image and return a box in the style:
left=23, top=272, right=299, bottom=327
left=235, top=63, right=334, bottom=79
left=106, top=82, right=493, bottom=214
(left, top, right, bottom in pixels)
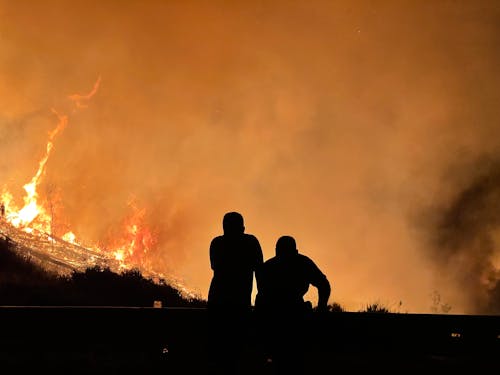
left=8, top=110, right=67, bottom=230
left=2, top=75, right=100, bottom=231
left=0, top=78, right=109, bottom=239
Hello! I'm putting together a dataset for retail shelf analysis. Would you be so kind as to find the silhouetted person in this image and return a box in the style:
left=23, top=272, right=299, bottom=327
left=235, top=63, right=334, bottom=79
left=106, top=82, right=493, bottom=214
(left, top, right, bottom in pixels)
left=0, top=202, right=5, bottom=218
left=255, top=235, right=331, bottom=375
left=207, top=211, right=263, bottom=375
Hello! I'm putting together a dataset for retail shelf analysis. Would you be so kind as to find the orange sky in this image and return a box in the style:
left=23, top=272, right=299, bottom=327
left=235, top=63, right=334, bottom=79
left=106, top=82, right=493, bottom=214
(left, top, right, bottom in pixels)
left=1, top=0, right=500, bottom=314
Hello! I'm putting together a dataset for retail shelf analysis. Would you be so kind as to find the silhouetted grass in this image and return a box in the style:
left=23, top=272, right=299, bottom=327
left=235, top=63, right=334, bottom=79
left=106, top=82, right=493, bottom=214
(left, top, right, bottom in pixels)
left=327, top=302, right=345, bottom=312
left=360, top=302, right=391, bottom=313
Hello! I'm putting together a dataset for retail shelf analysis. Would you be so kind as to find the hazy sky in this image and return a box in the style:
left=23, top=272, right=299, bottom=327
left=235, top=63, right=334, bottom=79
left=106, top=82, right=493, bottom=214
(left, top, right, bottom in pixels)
left=1, top=0, right=499, bottom=314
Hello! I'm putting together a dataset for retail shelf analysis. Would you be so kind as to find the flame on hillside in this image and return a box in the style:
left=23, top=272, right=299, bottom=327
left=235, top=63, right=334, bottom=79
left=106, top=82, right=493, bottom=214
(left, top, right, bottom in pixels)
left=0, top=78, right=197, bottom=299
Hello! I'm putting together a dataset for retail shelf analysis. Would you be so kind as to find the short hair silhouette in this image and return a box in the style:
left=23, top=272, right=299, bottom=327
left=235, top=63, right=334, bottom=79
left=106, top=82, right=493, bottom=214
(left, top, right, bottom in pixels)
left=276, top=235, right=298, bottom=257
left=222, top=211, right=244, bottom=235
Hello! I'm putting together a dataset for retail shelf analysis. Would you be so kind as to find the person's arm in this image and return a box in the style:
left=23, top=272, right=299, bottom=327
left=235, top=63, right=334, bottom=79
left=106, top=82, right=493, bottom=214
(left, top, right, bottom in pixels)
left=316, top=276, right=331, bottom=311
left=252, top=237, right=264, bottom=308
left=307, top=258, right=331, bottom=311
left=252, top=236, right=264, bottom=273
left=209, top=238, right=219, bottom=271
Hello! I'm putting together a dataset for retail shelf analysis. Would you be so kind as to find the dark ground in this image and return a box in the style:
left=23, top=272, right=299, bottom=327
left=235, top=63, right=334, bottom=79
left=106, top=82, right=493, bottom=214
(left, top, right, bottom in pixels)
left=0, top=307, right=498, bottom=374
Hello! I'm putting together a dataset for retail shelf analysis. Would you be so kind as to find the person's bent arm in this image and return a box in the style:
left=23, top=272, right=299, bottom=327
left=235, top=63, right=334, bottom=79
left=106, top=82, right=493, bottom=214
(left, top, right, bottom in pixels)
left=306, top=257, right=331, bottom=311
left=317, top=276, right=331, bottom=311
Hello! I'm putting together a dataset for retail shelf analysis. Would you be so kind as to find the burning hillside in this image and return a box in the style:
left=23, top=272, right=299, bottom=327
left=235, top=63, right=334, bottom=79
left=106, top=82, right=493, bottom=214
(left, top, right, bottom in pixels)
left=0, top=78, right=197, bottom=300
left=0, top=220, right=114, bottom=275
left=0, top=216, right=197, bottom=301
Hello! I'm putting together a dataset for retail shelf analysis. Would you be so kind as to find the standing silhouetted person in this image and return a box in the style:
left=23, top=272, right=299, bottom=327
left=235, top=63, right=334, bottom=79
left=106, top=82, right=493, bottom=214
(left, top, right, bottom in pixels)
left=255, top=235, right=331, bottom=375
left=207, top=211, right=263, bottom=374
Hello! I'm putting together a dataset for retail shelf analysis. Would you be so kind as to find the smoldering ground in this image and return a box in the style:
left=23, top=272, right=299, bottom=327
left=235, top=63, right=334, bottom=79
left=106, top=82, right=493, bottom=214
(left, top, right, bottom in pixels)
left=0, top=1, right=499, bottom=313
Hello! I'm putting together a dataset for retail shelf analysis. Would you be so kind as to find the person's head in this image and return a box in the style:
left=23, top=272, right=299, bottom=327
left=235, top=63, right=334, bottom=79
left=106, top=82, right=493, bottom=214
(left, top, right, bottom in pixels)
left=222, top=212, right=245, bottom=235
left=276, top=235, right=298, bottom=257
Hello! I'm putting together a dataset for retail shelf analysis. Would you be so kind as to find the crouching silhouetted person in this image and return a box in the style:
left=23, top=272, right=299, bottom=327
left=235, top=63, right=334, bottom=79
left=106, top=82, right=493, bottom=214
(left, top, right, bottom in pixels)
left=255, top=235, right=331, bottom=375
left=207, top=211, right=263, bottom=375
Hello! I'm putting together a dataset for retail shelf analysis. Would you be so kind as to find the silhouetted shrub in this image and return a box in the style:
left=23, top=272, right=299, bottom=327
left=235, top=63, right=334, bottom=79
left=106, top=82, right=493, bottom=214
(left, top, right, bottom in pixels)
left=360, top=302, right=391, bottom=313
left=327, top=302, right=345, bottom=312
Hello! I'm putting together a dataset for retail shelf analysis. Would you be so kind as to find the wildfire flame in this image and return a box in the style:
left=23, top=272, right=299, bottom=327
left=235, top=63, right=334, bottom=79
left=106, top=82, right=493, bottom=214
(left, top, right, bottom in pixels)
left=104, top=197, right=157, bottom=268
left=68, top=76, right=102, bottom=109
left=5, top=110, right=67, bottom=230
left=0, top=78, right=196, bottom=298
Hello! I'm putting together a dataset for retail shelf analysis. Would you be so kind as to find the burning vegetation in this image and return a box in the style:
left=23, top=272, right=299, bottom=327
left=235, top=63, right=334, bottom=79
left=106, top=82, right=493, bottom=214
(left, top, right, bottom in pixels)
left=0, top=78, right=197, bottom=301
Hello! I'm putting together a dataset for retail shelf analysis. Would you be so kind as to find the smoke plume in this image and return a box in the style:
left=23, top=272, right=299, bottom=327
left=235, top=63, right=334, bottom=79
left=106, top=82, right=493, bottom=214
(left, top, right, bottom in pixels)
left=417, top=157, right=500, bottom=314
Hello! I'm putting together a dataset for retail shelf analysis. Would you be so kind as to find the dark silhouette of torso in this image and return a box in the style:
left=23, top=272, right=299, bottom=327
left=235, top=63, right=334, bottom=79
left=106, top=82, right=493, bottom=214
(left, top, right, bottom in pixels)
left=208, top=232, right=263, bottom=309
left=256, top=253, right=328, bottom=311
left=254, top=236, right=331, bottom=375
left=206, top=212, right=263, bottom=375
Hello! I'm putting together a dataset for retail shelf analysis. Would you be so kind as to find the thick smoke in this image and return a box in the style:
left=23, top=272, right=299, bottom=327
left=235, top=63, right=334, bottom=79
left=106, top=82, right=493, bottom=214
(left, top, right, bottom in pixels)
left=417, top=157, right=500, bottom=314
left=1, top=1, right=499, bottom=312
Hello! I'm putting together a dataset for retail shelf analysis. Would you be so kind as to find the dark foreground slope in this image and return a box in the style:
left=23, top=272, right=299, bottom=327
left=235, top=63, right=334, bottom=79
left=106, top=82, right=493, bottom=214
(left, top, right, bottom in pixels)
left=0, top=307, right=498, bottom=374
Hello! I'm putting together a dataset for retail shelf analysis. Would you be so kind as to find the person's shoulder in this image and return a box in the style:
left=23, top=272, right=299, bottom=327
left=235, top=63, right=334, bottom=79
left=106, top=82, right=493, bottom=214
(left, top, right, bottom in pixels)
left=298, top=253, right=320, bottom=268
left=263, top=256, right=274, bottom=264
left=298, top=253, right=314, bottom=262
left=243, top=233, right=261, bottom=246
left=298, top=254, right=327, bottom=279
left=263, top=256, right=278, bottom=266
left=210, top=235, right=224, bottom=246
left=243, top=233, right=259, bottom=241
